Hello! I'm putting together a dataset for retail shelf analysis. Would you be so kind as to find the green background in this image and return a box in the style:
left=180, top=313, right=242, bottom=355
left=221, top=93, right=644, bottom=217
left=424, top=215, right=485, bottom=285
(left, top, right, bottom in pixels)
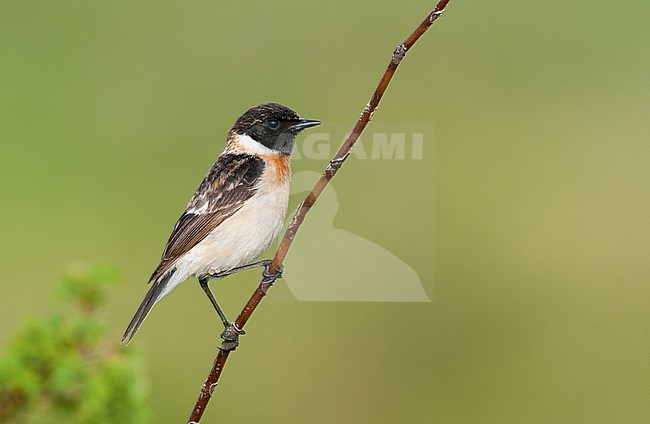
left=1, top=1, right=648, bottom=423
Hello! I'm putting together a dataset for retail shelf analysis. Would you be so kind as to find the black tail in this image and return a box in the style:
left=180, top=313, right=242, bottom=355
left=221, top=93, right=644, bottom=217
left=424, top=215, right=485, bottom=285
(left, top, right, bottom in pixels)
left=121, top=268, right=176, bottom=344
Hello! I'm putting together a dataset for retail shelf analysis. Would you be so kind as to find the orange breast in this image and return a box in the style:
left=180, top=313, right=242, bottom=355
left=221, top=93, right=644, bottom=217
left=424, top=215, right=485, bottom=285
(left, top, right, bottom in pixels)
left=261, top=153, right=291, bottom=184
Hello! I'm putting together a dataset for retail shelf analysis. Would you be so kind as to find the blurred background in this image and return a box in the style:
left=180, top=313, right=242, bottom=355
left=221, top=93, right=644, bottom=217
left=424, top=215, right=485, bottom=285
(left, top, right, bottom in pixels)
left=1, top=1, right=648, bottom=423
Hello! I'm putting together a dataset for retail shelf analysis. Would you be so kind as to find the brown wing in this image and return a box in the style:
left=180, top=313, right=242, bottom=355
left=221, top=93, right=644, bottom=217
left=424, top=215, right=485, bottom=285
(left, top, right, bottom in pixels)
left=149, top=154, right=265, bottom=282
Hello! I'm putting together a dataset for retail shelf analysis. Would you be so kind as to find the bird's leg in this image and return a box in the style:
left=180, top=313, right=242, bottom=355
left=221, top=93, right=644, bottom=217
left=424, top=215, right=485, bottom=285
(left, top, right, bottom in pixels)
left=198, top=277, right=244, bottom=350
left=200, top=261, right=283, bottom=351
left=207, top=259, right=272, bottom=279
left=199, top=277, right=231, bottom=328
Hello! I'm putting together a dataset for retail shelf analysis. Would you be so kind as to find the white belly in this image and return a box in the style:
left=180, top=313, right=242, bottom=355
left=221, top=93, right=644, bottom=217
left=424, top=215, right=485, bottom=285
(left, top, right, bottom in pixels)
left=170, top=176, right=289, bottom=285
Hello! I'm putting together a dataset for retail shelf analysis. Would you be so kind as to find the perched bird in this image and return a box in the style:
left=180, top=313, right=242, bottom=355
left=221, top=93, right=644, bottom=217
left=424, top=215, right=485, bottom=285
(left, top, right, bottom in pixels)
left=122, top=103, right=320, bottom=344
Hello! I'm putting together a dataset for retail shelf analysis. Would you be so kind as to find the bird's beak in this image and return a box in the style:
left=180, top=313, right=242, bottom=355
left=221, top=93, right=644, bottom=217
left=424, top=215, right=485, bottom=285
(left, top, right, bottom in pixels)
left=289, top=119, right=321, bottom=133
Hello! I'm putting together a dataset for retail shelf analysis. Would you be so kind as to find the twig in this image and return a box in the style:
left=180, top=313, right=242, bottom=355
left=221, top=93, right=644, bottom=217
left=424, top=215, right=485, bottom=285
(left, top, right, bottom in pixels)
left=187, top=1, right=451, bottom=422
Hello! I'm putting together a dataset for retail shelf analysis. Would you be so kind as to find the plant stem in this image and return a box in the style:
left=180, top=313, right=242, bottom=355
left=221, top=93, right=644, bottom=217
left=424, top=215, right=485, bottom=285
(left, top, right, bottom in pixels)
left=187, top=1, right=452, bottom=422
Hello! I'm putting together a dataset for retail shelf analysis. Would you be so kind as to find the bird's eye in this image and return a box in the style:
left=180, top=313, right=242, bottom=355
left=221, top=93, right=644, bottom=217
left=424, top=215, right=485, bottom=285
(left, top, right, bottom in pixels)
left=266, top=119, right=280, bottom=130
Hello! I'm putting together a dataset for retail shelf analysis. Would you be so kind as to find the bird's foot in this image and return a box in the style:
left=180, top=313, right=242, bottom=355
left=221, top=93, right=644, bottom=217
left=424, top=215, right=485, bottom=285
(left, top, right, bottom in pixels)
left=262, top=263, right=283, bottom=280
left=261, top=263, right=284, bottom=294
left=220, top=322, right=245, bottom=352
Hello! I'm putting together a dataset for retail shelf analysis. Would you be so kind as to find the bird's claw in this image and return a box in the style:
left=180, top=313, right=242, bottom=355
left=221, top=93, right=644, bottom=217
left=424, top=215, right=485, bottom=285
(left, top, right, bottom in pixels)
left=220, top=323, right=245, bottom=352
left=262, top=263, right=284, bottom=281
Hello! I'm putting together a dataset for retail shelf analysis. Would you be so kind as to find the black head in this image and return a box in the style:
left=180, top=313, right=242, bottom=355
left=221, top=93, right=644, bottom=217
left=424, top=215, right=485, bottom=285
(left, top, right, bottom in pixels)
left=231, top=103, right=320, bottom=155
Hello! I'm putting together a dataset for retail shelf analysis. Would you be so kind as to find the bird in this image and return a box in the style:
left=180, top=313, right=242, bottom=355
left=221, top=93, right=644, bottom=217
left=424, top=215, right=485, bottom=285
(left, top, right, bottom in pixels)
left=122, top=103, right=320, bottom=345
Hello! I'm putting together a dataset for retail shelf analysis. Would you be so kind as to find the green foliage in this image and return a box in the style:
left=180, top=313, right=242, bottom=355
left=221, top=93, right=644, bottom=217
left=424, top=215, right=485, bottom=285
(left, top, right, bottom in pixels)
left=0, top=265, right=149, bottom=424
